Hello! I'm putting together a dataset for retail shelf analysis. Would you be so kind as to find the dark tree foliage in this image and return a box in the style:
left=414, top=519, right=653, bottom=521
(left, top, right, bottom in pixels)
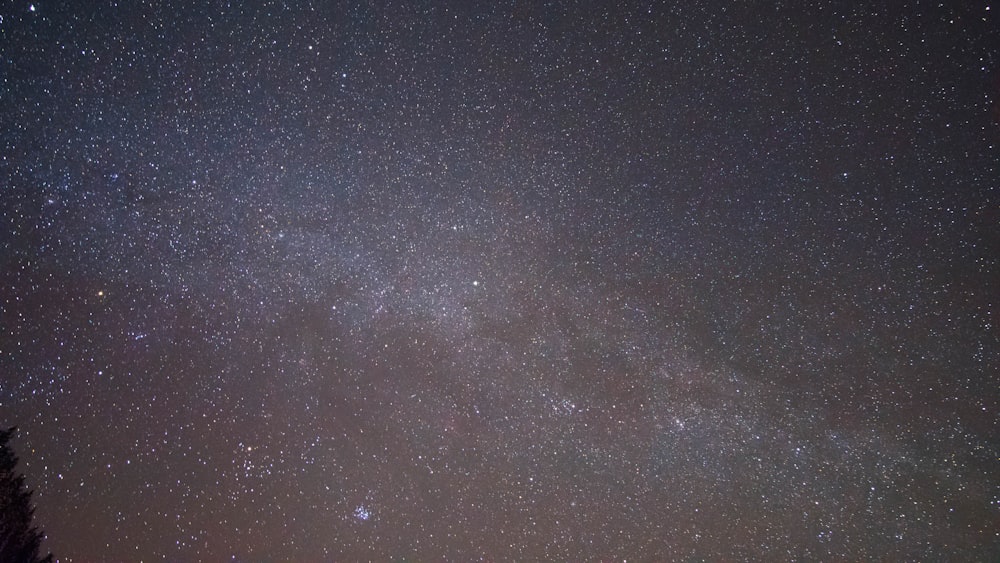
left=0, top=427, right=53, bottom=563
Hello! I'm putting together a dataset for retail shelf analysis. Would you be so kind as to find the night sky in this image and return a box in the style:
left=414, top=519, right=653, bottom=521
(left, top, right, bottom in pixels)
left=1, top=1, right=998, bottom=560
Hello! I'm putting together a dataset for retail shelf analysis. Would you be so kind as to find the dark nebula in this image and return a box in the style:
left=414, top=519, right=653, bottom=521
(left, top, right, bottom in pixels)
left=1, top=1, right=997, bottom=560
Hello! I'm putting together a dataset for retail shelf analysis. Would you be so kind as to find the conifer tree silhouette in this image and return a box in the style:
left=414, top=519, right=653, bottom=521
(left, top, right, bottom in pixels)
left=0, top=427, right=53, bottom=563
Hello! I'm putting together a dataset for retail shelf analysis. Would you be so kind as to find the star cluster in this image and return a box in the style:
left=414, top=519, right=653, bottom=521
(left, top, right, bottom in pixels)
left=1, top=1, right=998, bottom=560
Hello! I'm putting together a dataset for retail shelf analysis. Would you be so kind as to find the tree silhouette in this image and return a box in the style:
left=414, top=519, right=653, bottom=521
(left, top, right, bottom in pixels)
left=0, top=427, right=53, bottom=563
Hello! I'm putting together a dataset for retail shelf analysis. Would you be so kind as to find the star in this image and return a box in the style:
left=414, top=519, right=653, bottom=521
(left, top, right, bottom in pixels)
left=1, top=2, right=994, bottom=561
